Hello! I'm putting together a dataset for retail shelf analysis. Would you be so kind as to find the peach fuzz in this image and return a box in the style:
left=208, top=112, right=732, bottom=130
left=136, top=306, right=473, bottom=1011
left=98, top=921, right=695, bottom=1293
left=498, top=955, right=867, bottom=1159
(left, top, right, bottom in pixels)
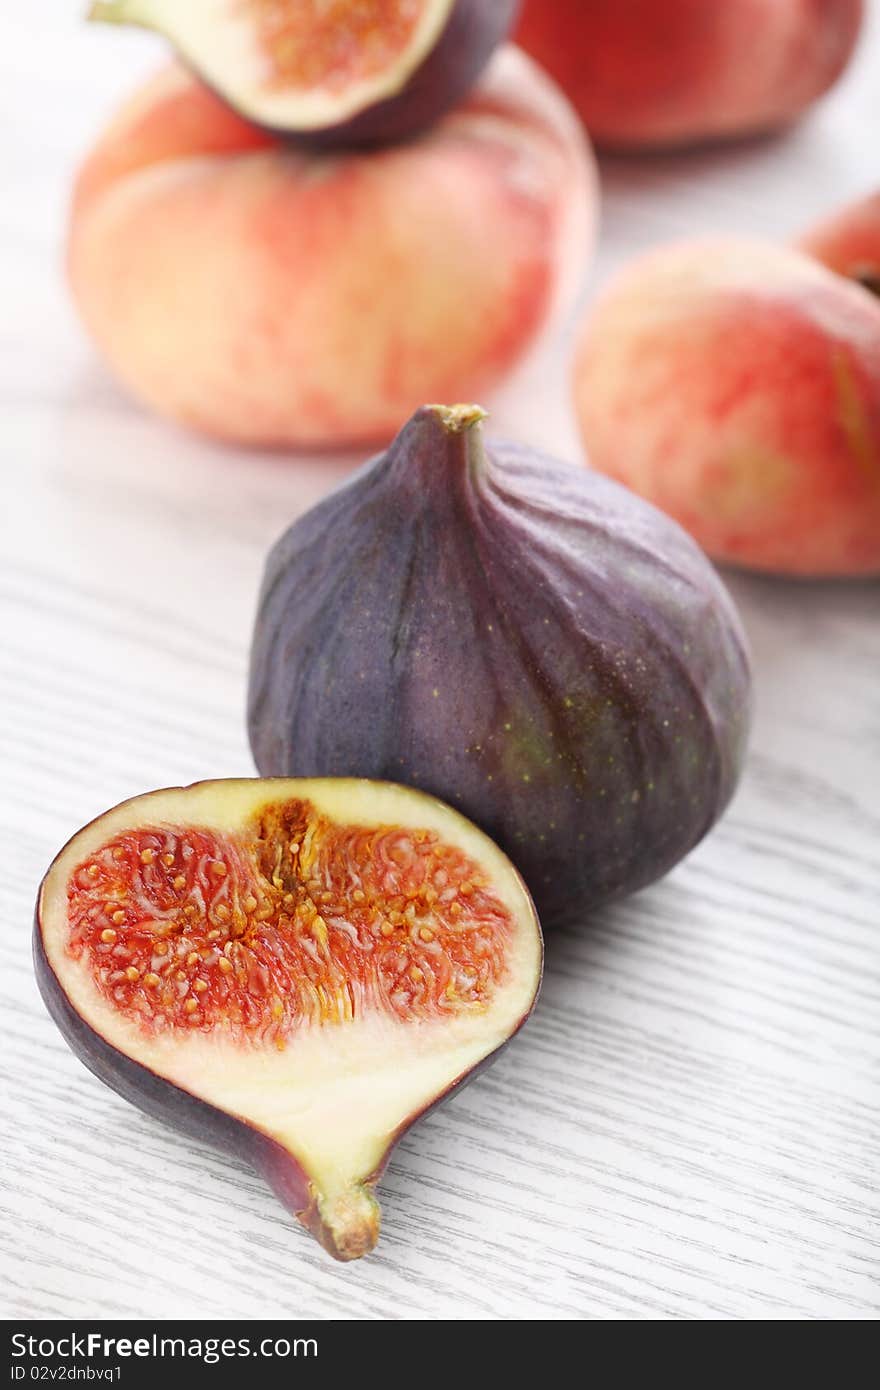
left=572, top=240, right=880, bottom=576
left=515, top=0, right=863, bottom=150
left=68, top=47, right=596, bottom=449
left=798, top=190, right=880, bottom=291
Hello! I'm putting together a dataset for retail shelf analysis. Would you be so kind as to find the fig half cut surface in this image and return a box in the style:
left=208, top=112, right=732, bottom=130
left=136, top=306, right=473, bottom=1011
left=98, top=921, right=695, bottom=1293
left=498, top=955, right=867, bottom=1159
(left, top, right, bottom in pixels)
left=35, top=778, right=541, bottom=1261
left=89, top=0, right=518, bottom=146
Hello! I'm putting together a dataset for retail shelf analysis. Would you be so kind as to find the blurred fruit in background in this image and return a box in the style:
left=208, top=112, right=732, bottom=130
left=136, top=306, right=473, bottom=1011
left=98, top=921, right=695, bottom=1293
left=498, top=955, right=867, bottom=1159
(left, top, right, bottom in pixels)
left=798, top=189, right=880, bottom=291
left=572, top=228, right=880, bottom=576
left=68, top=47, right=595, bottom=449
left=515, top=0, right=864, bottom=150
left=90, top=0, right=519, bottom=147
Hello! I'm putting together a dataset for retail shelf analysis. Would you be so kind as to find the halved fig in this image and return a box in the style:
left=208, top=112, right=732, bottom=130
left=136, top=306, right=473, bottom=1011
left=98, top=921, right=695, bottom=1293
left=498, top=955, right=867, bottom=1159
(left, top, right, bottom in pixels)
left=35, top=778, right=541, bottom=1260
left=89, top=0, right=519, bottom=146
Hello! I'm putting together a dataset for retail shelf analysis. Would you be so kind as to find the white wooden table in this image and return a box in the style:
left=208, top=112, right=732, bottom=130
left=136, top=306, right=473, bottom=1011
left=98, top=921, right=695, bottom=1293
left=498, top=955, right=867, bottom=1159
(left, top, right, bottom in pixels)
left=2, top=7, right=878, bottom=1321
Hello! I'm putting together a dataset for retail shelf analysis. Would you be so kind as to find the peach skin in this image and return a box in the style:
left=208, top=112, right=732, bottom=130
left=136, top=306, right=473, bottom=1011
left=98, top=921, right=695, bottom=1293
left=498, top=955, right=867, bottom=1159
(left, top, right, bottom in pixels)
left=798, top=190, right=880, bottom=294
left=572, top=239, right=880, bottom=576
left=515, top=0, right=863, bottom=151
left=68, top=47, right=596, bottom=449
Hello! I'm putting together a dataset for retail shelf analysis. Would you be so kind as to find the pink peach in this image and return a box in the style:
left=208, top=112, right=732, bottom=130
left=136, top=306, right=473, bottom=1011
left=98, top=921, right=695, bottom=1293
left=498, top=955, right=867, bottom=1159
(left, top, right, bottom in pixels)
left=515, top=0, right=863, bottom=150
left=68, top=47, right=595, bottom=449
left=572, top=239, right=880, bottom=576
left=798, top=190, right=880, bottom=292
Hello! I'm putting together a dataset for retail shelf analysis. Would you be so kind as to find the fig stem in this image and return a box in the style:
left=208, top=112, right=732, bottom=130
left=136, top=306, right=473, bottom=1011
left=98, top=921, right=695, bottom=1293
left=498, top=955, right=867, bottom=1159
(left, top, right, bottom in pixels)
left=426, top=403, right=488, bottom=434
left=413, top=403, right=490, bottom=488
left=313, top=1184, right=381, bottom=1262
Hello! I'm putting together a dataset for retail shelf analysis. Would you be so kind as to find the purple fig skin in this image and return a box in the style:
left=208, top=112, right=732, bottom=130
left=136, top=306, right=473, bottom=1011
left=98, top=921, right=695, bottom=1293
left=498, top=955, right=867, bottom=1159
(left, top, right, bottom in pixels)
left=33, top=779, right=541, bottom=1260
left=248, top=407, right=752, bottom=930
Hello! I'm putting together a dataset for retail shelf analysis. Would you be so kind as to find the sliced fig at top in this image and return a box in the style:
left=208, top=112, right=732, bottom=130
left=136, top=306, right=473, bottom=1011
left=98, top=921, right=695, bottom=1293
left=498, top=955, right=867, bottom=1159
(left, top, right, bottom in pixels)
left=248, top=405, right=752, bottom=929
left=90, top=0, right=519, bottom=146
left=35, top=778, right=541, bottom=1261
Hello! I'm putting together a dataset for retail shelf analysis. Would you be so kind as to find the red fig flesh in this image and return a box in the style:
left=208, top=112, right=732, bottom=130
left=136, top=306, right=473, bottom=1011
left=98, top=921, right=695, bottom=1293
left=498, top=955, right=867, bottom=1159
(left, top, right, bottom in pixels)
left=35, top=778, right=542, bottom=1260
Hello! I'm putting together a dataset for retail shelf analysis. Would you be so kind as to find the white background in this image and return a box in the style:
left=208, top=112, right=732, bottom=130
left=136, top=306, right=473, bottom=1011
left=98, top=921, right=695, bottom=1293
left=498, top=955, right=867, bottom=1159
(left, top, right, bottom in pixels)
left=2, top=6, right=878, bottom=1319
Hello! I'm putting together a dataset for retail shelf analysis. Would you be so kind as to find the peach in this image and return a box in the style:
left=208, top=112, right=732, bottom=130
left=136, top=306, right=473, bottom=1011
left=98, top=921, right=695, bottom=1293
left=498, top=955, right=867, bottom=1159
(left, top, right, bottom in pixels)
left=68, top=46, right=595, bottom=449
left=515, top=0, right=863, bottom=150
left=572, top=239, right=880, bottom=576
left=798, top=190, right=880, bottom=292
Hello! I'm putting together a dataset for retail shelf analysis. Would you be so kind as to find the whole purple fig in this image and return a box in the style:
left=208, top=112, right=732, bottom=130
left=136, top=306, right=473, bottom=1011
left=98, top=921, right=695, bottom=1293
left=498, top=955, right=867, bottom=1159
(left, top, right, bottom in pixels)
left=249, top=405, right=751, bottom=928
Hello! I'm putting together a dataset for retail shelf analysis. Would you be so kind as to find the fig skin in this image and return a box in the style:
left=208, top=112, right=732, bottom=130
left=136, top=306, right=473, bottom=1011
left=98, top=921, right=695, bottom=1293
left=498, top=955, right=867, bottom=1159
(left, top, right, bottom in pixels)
left=34, top=777, right=541, bottom=1261
left=91, top=0, right=520, bottom=148
left=248, top=406, right=752, bottom=929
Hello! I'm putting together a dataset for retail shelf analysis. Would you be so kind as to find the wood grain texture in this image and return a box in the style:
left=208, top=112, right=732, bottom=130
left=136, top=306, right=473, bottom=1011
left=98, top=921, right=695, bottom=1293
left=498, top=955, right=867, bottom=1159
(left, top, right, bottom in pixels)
left=1, top=6, right=878, bottom=1322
